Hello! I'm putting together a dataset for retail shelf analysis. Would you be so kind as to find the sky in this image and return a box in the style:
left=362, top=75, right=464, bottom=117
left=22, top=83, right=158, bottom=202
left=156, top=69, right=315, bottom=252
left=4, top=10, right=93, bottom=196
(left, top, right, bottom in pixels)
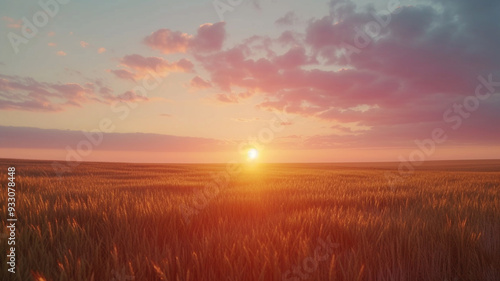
left=0, top=0, right=499, bottom=163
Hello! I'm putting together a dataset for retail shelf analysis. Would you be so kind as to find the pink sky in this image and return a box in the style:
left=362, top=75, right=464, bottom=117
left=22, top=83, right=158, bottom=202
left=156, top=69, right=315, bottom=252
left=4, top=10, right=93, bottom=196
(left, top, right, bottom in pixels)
left=1, top=0, right=499, bottom=163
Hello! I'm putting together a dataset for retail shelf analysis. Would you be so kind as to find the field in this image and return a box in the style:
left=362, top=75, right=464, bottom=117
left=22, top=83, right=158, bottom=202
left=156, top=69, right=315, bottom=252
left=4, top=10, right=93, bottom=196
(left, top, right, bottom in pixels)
left=1, top=159, right=499, bottom=281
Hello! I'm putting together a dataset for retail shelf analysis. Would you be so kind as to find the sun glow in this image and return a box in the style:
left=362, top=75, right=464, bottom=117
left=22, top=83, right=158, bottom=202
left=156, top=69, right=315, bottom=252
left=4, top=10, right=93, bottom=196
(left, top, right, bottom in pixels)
left=248, top=148, right=259, bottom=160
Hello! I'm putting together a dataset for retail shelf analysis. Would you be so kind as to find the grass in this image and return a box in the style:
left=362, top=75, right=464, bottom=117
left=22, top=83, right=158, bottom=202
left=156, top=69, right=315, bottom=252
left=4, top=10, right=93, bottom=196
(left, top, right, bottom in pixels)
left=0, top=159, right=499, bottom=281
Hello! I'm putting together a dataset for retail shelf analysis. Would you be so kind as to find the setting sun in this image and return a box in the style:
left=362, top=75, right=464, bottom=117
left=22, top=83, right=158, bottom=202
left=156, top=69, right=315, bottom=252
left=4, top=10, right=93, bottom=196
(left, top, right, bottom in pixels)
left=248, top=148, right=259, bottom=160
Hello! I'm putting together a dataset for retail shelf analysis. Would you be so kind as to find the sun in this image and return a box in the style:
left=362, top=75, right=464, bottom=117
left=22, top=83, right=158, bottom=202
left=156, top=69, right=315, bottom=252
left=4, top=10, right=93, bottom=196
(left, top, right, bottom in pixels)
left=248, top=148, right=259, bottom=160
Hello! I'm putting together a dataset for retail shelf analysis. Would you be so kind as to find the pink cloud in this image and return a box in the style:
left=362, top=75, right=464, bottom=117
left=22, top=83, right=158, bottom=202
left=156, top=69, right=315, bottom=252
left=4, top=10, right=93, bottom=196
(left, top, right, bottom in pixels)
left=99, top=86, right=113, bottom=95
left=109, top=69, right=136, bottom=81
left=80, top=41, right=89, bottom=48
left=4, top=0, right=498, bottom=152
left=113, top=90, right=149, bottom=102
left=121, top=54, right=193, bottom=72
left=144, top=22, right=226, bottom=54
left=0, top=126, right=231, bottom=152
left=215, top=93, right=239, bottom=103
left=0, top=74, right=152, bottom=112
left=0, top=75, right=96, bottom=112
left=57, top=51, right=67, bottom=56
left=273, top=46, right=311, bottom=69
left=97, top=47, right=106, bottom=54
left=111, top=54, right=194, bottom=81
left=181, top=0, right=500, bottom=145
left=190, top=76, right=212, bottom=89
left=144, top=29, right=191, bottom=54
left=214, top=91, right=254, bottom=104
left=277, top=30, right=303, bottom=46
left=190, top=22, right=226, bottom=52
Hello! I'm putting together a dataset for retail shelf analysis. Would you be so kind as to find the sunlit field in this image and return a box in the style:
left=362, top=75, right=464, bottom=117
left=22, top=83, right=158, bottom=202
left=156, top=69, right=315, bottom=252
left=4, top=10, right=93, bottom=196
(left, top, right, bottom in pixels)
left=1, top=159, right=499, bottom=281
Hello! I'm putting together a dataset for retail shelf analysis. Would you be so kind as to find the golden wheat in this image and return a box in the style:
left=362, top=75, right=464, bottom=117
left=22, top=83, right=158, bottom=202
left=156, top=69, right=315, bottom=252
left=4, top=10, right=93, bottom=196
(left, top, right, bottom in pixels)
left=0, top=159, right=498, bottom=281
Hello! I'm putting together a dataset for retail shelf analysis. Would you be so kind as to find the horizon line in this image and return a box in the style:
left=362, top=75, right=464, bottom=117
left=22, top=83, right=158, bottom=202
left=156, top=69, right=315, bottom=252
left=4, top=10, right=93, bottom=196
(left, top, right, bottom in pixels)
left=1, top=157, right=500, bottom=166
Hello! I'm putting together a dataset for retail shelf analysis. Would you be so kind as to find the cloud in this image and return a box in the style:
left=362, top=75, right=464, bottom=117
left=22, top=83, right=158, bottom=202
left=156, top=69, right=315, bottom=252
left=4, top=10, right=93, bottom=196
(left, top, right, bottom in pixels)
left=110, top=54, right=194, bottom=81
left=144, top=22, right=226, bottom=54
left=214, top=91, right=254, bottom=104
left=48, top=42, right=56, bottom=47
left=215, top=93, right=239, bottom=103
left=112, top=90, right=149, bottom=102
left=0, top=126, right=230, bottom=152
left=0, top=75, right=95, bottom=112
left=189, top=0, right=500, bottom=127
left=80, top=41, right=89, bottom=48
left=0, top=74, right=151, bottom=112
left=155, top=0, right=499, bottom=149
left=109, top=69, right=136, bottom=81
left=64, top=68, right=83, bottom=77
left=57, top=51, right=67, bottom=56
left=2, top=0, right=498, bottom=152
left=144, top=29, right=191, bottom=54
left=273, top=46, right=312, bottom=69
left=190, top=76, right=212, bottom=89
left=277, top=30, right=303, bottom=46
left=121, top=54, right=193, bottom=73
left=97, top=47, right=106, bottom=54
left=275, top=11, right=299, bottom=26
left=99, top=86, right=113, bottom=95
left=191, top=22, right=226, bottom=52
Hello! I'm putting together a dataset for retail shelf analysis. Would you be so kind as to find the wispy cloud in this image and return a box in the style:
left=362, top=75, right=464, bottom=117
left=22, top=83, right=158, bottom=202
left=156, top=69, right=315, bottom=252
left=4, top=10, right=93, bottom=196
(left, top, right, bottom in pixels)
left=0, top=74, right=151, bottom=112
left=144, top=22, right=226, bottom=54
left=0, top=126, right=230, bottom=152
left=110, top=54, right=193, bottom=81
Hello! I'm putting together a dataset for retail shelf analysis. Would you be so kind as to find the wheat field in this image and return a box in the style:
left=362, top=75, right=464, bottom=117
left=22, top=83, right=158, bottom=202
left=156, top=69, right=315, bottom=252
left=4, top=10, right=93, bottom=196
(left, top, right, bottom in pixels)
left=0, top=159, right=499, bottom=281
